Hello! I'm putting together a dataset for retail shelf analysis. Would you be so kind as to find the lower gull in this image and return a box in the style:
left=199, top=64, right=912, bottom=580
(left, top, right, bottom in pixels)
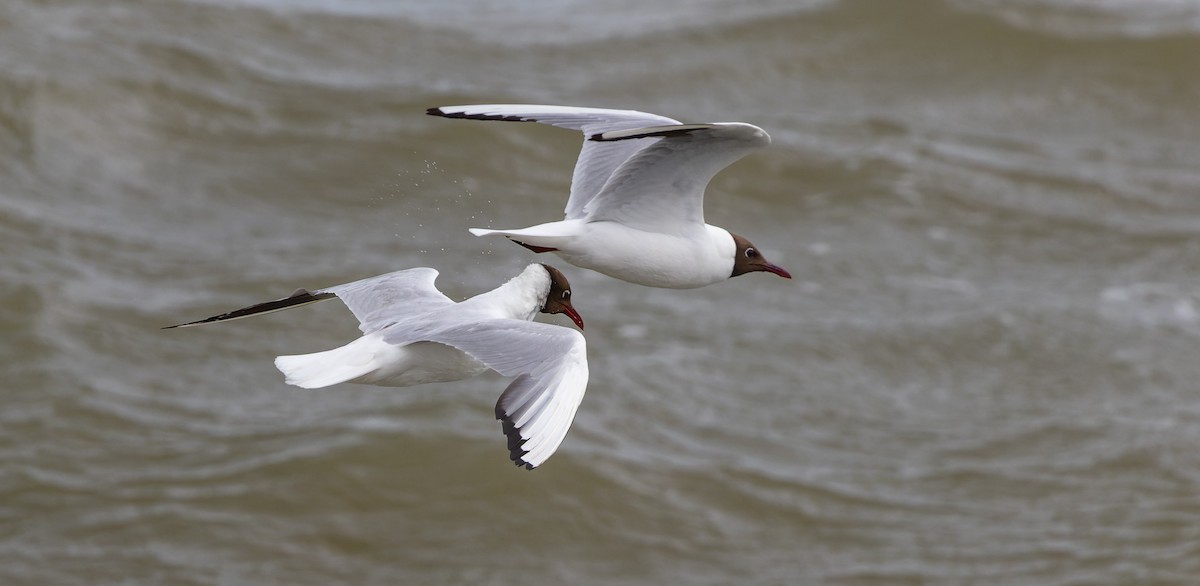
left=165, top=264, right=589, bottom=470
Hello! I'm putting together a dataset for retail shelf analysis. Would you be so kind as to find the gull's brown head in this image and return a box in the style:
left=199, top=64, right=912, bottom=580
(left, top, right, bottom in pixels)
left=730, top=233, right=792, bottom=280
left=539, top=264, right=584, bottom=330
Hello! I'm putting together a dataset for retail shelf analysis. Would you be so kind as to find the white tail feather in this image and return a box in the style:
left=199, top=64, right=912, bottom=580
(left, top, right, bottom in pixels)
left=274, top=338, right=379, bottom=389
left=467, top=221, right=582, bottom=247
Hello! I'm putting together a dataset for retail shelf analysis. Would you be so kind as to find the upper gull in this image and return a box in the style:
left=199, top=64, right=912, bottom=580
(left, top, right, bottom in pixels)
left=429, top=104, right=792, bottom=289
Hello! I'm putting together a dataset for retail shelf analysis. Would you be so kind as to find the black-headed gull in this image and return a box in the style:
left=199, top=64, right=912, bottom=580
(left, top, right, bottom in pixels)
left=165, top=263, right=588, bottom=470
left=428, top=104, right=792, bottom=289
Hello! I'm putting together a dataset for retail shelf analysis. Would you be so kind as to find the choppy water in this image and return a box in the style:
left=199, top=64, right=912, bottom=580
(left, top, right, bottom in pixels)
left=4, top=0, right=1200, bottom=583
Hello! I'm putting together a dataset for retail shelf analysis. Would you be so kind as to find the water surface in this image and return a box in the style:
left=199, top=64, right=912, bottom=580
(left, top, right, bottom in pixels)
left=3, top=0, right=1200, bottom=583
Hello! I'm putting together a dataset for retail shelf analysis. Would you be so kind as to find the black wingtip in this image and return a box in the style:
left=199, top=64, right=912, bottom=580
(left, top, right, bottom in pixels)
left=590, top=124, right=713, bottom=142
left=426, top=107, right=535, bottom=123
left=496, top=409, right=536, bottom=470
left=163, top=289, right=335, bottom=329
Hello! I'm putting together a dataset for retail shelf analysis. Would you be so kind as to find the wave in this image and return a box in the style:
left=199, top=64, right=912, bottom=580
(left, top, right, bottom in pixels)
left=177, top=0, right=836, bottom=45
left=952, top=0, right=1200, bottom=39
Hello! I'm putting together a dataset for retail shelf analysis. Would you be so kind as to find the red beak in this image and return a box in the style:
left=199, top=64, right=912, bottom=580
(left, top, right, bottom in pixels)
left=764, top=263, right=792, bottom=279
left=563, top=306, right=585, bottom=330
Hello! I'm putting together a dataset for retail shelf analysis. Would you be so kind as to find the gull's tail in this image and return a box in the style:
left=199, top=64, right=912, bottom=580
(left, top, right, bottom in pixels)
left=469, top=222, right=580, bottom=254
left=274, top=336, right=380, bottom=389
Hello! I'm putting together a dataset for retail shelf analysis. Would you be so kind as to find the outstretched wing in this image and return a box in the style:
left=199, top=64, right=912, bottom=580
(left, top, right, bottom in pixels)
left=585, top=122, right=770, bottom=234
left=163, top=268, right=454, bottom=333
left=384, top=319, right=589, bottom=470
left=428, top=104, right=679, bottom=220
left=321, top=268, right=454, bottom=334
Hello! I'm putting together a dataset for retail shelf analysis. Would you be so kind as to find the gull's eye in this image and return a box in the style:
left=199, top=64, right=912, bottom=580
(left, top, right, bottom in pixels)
left=562, top=290, right=571, bottom=300
left=745, top=248, right=758, bottom=258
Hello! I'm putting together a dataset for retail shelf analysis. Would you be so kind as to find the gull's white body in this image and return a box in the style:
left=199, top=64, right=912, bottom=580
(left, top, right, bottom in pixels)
left=433, top=104, right=772, bottom=289
left=275, top=332, right=490, bottom=389
left=474, top=221, right=738, bottom=289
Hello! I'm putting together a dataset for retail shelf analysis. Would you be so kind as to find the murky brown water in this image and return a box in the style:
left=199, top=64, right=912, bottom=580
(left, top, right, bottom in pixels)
left=4, top=0, right=1200, bottom=583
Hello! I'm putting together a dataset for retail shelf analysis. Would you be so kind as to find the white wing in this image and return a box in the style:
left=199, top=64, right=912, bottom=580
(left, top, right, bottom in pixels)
left=321, top=268, right=454, bottom=334
left=163, top=267, right=453, bottom=330
left=585, top=122, right=770, bottom=234
left=428, top=104, right=679, bottom=220
left=384, top=319, right=589, bottom=470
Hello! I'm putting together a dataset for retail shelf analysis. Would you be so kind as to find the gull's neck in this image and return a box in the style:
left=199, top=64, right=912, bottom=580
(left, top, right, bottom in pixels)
left=707, top=224, right=738, bottom=262
left=471, top=264, right=550, bottom=321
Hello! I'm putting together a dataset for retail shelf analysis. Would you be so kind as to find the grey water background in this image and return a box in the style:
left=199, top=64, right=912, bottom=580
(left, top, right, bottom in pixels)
left=4, top=0, right=1200, bottom=583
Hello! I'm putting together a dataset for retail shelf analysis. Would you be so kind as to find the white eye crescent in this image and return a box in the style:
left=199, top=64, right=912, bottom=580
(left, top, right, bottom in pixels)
left=745, top=248, right=758, bottom=258
left=562, top=290, right=571, bottom=299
